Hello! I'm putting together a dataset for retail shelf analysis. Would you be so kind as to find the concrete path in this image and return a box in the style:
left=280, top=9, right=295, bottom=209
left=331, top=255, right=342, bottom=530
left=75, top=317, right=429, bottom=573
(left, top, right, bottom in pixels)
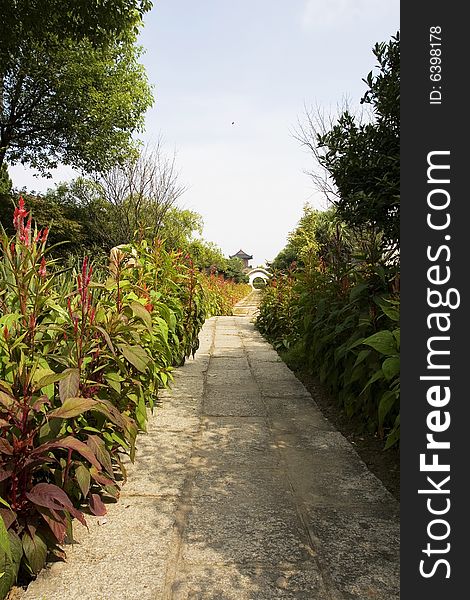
left=232, top=289, right=261, bottom=317
left=22, top=315, right=399, bottom=600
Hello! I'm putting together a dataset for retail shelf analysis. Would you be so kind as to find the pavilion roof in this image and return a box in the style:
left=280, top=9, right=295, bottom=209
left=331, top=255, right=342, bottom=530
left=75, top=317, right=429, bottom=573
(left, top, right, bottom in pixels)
left=230, top=249, right=253, bottom=260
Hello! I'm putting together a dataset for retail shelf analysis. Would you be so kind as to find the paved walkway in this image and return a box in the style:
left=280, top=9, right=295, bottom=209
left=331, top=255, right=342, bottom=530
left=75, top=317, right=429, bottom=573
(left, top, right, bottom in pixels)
left=22, top=312, right=399, bottom=600
left=232, top=289, right=261, bottom=316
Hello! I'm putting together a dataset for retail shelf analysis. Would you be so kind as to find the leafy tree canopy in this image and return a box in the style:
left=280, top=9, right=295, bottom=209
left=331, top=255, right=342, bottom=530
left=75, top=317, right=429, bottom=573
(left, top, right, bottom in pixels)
left=0, top=177, right=247, bottom=285
left=315, top=33, right=400, bottom=249
left=160, top=208, right=203, bottom=251
left=271, top=204, right=341, bottom=271
left=0, top=0, right=153, bottom=174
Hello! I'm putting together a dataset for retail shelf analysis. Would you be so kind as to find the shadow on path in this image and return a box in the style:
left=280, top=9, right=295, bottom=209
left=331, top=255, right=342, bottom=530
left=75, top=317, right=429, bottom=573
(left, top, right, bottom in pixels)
left=22, top=314, right=399, bottom=600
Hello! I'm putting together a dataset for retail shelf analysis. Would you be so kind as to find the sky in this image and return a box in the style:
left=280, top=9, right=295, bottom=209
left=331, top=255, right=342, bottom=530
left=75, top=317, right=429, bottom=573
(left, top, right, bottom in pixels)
left=9, top=0, right=399, bottom=267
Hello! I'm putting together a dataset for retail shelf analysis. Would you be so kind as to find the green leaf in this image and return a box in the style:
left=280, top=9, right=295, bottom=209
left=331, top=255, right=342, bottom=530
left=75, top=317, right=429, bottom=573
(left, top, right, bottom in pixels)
left=87, top=435, right=113, bottom=476
left=49, top=397, right=97, bottom=419
left=379, top=303, right=399, bottom=322
left=393, top=328, right=400, bottom=350
left=33, top=369, right=67, bottom=391
left=135, top=392, right=147, bottom=431
left=131, top=301, right=152, bottom=331
left=22, top=532, right=47, bottom=575
left=0, top=381, right=13, bottom=396
left=384, top=415, right=400, bottom=449
left=349, top=283, right=368, bottom=302
left=59, top=368, right=80, bottom=402
left=382, top=357, right=400, bottom=381
left=353, top=349, right=371, bottom=369
left=155, top=317, right=169, bottom=343
left=378, top=391, right=398, bottom=427
left=0, top=531, right=22, bottom=599
left=118, top=344, right=150, bottom=373
left=94, top=326, right=116, bottom=355
left=105, top=376, right=121, bottom=394
left=362, top=330, right=397, bottom=356
left=75, top=464, right=91, bottom=498
left=361, top=369, right=385, bottom=393
left=0, top=516, right=11, bottom=561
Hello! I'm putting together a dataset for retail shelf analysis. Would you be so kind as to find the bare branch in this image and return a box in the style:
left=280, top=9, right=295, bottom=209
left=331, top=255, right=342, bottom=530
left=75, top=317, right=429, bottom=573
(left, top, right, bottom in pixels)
left=293, top=100, right=365, bottom=206
left=95, top=140, right=186, bottom=243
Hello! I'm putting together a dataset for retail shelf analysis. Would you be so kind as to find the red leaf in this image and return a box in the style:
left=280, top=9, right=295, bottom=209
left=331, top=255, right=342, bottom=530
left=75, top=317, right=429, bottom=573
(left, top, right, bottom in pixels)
left=89, top=466, right=114, bottom=487
left=0, top=465, right=13, bottom=482
left=31, top=394, right=51, bottom=412
left=0, top=438, right=13, bottom=455
left=0, top=390, right=14, bottom=409
left=23, top=456, right=58, bottom=470
left=36, top=506, right=67, bottom=544
left=89, top=494, right=107, bottom=516
left=26, top=483, right=74, bottom=512
left=0, top=507, right=17, bottom=529
left=32, top=436, right=102, bottom=470
left=93, top=399, right=127, bottom=429
left=26, top=483, right=87, bottom=527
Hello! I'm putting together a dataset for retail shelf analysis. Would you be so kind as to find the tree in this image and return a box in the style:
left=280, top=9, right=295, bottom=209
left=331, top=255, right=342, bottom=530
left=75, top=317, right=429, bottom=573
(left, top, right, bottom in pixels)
left=296, top=33, right=400, bottom=251
left=160, top=208, right=203, bottom=251
left=223, top=257, right=248, bottom=283
left=188, top=240, right=227, bottom=272
left=96, top=143, right=186, bottom=244
left=272, top=204, right=343, bottom=271
left=0, top=142, right=188, bottom=256
left=0, top=163, right=11, bottom=196
left=0, top=0, right=153, bottom=173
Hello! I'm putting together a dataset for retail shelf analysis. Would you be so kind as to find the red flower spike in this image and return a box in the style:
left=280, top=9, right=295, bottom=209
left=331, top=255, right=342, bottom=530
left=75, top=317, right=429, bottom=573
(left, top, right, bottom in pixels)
left=13, top=197, right=28, bottom=231
left=67, top=297, right=73, bottom=318
left=82, top=257, right=88, bottom=281
left=39, top=256, right=47, bottom=278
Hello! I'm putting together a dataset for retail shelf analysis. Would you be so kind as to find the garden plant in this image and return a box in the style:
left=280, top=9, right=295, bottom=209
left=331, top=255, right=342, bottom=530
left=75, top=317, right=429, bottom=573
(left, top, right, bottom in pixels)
left=0, top=199, right=249, bottom=596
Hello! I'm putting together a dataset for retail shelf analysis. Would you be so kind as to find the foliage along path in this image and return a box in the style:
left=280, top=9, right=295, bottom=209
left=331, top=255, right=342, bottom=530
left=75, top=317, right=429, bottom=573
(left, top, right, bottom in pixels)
left=20, top=295, right=399, bottom=600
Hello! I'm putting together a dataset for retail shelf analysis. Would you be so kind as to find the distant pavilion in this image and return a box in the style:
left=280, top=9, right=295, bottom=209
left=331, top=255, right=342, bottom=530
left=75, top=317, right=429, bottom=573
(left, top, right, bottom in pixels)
left=229, top=249, right=253, bottom=270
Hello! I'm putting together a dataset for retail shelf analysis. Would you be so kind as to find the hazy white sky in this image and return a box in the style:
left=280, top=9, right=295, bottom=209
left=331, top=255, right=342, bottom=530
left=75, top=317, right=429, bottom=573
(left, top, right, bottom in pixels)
left=10, top=0, right=399, bottom=266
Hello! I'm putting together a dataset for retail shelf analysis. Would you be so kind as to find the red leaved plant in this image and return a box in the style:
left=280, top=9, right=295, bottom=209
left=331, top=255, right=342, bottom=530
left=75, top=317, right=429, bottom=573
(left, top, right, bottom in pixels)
left=0, top=201, right=131, bottom=590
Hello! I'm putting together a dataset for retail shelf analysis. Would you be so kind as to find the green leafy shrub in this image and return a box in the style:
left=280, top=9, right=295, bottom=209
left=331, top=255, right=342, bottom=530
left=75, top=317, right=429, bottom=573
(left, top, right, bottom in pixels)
left=255, top=267, right=301, bottom=350
left=256, top=208, right=400, bottom=449
left=201, top=273, right=251, bottom=317
left=0, top=199, right=249, bottom=596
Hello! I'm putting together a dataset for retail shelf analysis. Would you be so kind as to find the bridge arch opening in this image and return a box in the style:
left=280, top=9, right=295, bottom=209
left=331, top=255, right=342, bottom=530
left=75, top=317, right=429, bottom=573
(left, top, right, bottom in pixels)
left=247, top=268, right=271, bottom=289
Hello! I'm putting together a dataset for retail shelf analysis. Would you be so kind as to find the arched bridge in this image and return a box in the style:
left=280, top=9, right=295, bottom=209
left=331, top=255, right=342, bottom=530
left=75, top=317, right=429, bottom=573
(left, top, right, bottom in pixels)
left=247, top=267, right=271, bottom=289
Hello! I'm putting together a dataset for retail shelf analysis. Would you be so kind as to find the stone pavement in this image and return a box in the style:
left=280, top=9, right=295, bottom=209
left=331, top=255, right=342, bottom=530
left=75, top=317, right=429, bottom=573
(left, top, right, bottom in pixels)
left=232, top=289, right=261, bottom=316
left=21, top=313, right=399, bottom=600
